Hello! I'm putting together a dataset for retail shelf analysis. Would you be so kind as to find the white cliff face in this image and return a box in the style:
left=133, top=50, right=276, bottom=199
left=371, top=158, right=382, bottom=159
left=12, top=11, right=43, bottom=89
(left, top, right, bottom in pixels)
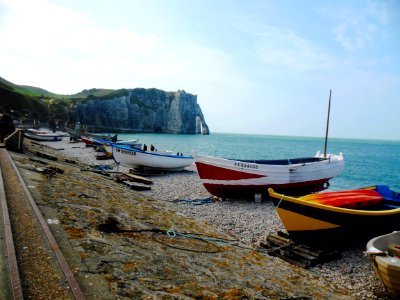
left=70, top=88, right=209, bottom=134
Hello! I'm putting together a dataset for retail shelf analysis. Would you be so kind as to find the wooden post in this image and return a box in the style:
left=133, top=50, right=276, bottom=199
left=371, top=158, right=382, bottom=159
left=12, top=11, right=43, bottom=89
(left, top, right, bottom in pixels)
left=324, top=90, right=332, bottom=158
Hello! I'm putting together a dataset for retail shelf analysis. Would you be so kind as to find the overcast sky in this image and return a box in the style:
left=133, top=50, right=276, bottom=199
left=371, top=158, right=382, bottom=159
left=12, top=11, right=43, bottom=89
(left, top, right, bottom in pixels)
left=1, top=0, right=399, bottom=140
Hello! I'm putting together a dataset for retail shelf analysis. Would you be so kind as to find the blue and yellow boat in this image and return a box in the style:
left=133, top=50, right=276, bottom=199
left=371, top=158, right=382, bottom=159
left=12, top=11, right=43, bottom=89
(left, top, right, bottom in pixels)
left=268, top=186, right=400, bottom=247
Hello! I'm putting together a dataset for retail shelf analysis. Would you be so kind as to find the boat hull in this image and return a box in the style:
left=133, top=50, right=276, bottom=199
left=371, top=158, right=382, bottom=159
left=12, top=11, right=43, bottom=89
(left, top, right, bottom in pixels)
left=24, top=131, right=64, bottom=141
left=269, top=188, right=400, bottom=247
left=195, top=153, right=344, bottom=199
left=112, top=145, right=194, bottom=171
left=367, top=231, right=400, bottom=299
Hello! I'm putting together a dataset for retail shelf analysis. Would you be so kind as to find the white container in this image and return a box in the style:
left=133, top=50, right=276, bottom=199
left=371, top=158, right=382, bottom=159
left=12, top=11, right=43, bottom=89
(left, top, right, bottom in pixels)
left=254, top=193, right=262, bottom=203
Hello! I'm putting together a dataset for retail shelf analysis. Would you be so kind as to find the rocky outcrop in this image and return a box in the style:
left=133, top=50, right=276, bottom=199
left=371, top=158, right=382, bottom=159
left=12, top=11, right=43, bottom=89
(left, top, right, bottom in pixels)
left=69, top=89, right=209, bottom=134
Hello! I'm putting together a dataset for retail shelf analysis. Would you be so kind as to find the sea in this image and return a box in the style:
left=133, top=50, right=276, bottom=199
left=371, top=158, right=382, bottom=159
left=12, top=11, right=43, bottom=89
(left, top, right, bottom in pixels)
left=117, top=132, right=400, bottom=192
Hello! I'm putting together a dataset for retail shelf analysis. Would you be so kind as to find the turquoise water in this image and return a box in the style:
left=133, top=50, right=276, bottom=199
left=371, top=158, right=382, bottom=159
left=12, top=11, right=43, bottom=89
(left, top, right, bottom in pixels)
left=117, top=132, right=400, bottom=192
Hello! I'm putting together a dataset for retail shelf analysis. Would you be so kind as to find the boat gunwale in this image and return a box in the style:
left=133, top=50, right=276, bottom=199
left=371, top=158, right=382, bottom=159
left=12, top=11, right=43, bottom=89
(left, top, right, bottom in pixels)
left=195, top=153, right=344, bottom=167
left=268, top=188, right=400, bottom=216
left=112, top=144, right=193, bottom=159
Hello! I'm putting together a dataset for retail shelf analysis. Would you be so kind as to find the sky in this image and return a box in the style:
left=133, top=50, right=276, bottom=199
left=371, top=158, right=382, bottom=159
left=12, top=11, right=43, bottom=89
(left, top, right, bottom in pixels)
left=0, top=0, right=399, bottom=140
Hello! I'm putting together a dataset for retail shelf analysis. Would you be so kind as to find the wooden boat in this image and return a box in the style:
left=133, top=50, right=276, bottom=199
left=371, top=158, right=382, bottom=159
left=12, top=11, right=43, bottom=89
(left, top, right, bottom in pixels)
left=81, top=133, right=118, bottom=146
left=366, top=231, right=400, bottom=299
left=268, top=185, right=400, bottom=247
left=94, top=138, right=142, bottom=157
left=81, top=136, right=95, bottom=146
left=194, top=151, right=344, bottom=199
left=112, top=144, right=194, bottom=171
left=24, top=128, right=66, bottom=142
left=66, top=127, right=82, bottom=141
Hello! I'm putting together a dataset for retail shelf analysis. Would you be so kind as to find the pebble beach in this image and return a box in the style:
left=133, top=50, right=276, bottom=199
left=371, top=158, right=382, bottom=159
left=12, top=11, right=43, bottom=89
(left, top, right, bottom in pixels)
left=38, top=137, right=390, bottom=300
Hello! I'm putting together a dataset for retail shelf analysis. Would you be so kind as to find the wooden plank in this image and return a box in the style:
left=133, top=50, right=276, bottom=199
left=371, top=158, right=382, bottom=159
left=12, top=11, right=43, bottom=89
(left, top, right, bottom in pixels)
left=29, top=157, right=48, bottom=165
left=96, top=154, right=112, bottom=160
left=123, top=181, right=151, bottom=191
left=36, top=151, right=57, bottom=161
left=123, top=173, right=153, bottom=185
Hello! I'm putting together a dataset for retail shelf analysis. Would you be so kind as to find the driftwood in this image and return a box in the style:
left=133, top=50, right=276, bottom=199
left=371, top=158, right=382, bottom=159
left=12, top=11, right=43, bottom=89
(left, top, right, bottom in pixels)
left=64, top=158, right=77, bottom=165
left=122, top=173, right=153, bottom=185
left=129, top=167, right=168, bottom=177
left=29, top=157, right=48, bottom=165
left=123, top=181, right=151, bottom=191
left=260, top=231, right=340, bottom=269
left=36, top=151, right=58, bottom=161
left=114, top=173, right=152, bottom=185
left=96, top=154, right=112, bottom=160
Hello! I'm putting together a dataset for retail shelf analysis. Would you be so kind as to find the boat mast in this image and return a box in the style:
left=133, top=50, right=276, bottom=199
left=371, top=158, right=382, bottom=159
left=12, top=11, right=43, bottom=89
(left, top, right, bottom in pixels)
left=323, top=90, right=332, bottom=158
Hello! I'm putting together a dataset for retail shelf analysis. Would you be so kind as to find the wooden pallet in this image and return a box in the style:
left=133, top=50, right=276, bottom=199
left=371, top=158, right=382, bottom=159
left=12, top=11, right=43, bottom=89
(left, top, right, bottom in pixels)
left=260, top=231, right=341, bottom=269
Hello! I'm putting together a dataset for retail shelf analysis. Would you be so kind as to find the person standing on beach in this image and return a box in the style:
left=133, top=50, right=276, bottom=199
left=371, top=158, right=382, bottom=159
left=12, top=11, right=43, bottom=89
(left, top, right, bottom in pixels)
left=150, top=144, right=155, bottom=151
left=143, top=144, right=148, bottom=151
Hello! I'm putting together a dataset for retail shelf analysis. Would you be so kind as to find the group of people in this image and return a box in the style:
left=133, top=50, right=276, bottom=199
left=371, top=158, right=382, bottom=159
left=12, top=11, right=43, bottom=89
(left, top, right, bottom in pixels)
left=143, top=144, right=156, bottom=152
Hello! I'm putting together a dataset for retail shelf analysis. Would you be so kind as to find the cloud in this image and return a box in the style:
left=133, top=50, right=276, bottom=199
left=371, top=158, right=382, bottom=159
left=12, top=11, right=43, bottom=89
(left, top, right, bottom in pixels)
left=235, top=22, right=333, bottom=72
left=0, top=0, right=248, bottom=94
left=331, top=1, right=391, bottom=51
left=254, top=26, right=333, bottom=71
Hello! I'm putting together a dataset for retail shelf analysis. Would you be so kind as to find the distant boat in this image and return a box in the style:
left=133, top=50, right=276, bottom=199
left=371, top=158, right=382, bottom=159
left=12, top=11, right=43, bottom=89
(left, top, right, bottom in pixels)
left=366, top=231, right=400, bottom=299
left=194, top=151, right=344, bottom=199
left=268, top=185, right=400, bottom=247
left=24, top=128, right=66, bottom=142
left=94, top=138, right=142, bottom=157
left=66, top=127, right=82, bottom=141
left=81, top=133, right=118, bottom=146
left=81, top=136, right=95, bottom=146
left=112, top=144, right=194, bottom=171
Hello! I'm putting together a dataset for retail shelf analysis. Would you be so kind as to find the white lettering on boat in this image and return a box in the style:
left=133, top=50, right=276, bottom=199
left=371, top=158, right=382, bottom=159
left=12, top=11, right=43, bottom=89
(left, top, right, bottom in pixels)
left=234, top=162, right=258, bottom=169
left=116, top=148, right=136, bottom=156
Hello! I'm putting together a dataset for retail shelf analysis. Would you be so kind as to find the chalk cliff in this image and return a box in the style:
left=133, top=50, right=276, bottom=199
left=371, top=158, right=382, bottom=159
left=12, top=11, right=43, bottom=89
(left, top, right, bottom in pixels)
left=69, top=88, right=210, bottom=134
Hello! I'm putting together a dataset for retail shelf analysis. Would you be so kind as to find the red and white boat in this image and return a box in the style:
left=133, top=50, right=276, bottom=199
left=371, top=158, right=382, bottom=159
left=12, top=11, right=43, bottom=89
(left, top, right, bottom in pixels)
left=194, top=151, right=345, bottom=199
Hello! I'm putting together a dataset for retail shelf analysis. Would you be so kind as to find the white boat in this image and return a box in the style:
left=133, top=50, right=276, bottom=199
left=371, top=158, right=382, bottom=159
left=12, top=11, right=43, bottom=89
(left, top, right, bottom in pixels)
left=95, top=138, right=142, bottom=157
left=194, top=151, right=344, bottom=199
left=24, top=128, right=66, bottom=142
left=366, top=231, right=400, bottom=299
left=112, top=144, right=194, bottom=171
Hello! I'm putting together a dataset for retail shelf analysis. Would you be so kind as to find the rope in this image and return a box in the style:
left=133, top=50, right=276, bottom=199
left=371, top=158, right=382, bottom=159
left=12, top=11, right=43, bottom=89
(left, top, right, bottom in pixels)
left=153, top=228, right=291, bottom=254
left=275, top=194, right=285, bottom=209
left=176, top=197, right=214, bottom=205
left=91, top=164, right=113, bottom=171
left=78, top=193, right=98, bottom=199
left=151, top=232, right=221, bottom=253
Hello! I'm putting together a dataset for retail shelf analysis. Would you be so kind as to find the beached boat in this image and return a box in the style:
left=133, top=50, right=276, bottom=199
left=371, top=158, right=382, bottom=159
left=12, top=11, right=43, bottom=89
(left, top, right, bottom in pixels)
left=94, top=138, right=142, bottom=157
left=81, top=133, right=118, bottom=146
left=268, top=185, right=400, bottom=247
left=66, top=127, right=82, bottom=141
left=24, top=128, right=66, bottom=142
left=81, top=136, right=95, bottom=146
left=194, top=151, right=344, bottom=199
left=366, top=231, right=400, bottom=299
left=112, top=144, right=194, bottom=171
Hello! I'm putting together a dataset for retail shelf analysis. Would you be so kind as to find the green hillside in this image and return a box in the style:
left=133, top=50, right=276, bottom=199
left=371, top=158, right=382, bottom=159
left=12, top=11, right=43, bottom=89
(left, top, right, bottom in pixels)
left=0, top=77, right=50, bottom=120
left=0, top=76, right=123, bottom=122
